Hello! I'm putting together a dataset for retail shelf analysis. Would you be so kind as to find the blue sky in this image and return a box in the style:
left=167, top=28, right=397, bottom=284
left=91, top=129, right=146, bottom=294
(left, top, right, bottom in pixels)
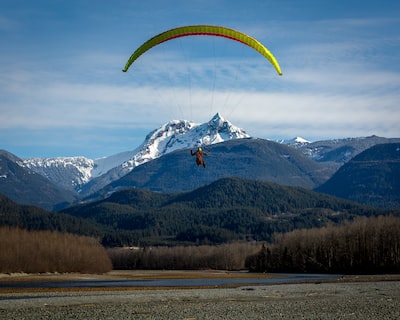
left=1, top=0, right=399, bottom=158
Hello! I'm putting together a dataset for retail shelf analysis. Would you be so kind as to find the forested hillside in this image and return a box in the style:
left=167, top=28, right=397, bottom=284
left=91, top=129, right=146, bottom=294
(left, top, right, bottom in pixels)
left=0, top=194, right=102, bottom=237
left=3, top=176, right=399, bottom=248
left=62, top=177, right=398, bottom=246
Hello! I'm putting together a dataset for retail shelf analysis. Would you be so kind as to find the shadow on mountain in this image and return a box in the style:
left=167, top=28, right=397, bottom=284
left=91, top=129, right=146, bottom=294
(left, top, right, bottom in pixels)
left=315, top=143, right=400, bottom=208
left=84, top=139, right=333, bottom=202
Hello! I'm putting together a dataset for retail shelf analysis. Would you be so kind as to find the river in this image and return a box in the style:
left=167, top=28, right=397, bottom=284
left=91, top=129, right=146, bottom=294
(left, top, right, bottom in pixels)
left=0, top=272, right=341, bottom=290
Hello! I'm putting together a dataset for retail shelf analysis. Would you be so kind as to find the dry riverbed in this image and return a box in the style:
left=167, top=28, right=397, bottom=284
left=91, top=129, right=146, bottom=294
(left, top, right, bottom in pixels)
left=0, top=271, right=399, bottom=320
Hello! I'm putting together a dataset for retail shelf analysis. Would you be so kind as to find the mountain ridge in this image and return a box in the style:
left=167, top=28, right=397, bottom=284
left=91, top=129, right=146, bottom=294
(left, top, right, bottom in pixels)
left=315, top=143, right=400, bottom=208
left=3, top=114, right=400, bottom=210
left=23, top=113, right=249, bottom=193
left=0, top=150, right=78, bottom=210
left=22, top=113, right=400, bottom=198
left=81, top=138, right=333, bottom=202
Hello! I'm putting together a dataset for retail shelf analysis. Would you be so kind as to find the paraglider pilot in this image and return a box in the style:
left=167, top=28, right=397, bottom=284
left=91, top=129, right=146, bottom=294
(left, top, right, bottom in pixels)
left=191, top=147, right=208, bottom=168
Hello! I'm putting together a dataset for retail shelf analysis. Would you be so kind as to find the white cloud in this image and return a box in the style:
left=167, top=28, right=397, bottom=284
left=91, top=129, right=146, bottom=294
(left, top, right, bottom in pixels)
left=1, top=48, right=399, bottom=141
left=1, top=6, right=399, bottom=157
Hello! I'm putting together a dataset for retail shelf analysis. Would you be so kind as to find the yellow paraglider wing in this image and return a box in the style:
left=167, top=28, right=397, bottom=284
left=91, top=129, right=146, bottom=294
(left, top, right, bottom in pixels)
left=122, top=25, right=282, bottom=75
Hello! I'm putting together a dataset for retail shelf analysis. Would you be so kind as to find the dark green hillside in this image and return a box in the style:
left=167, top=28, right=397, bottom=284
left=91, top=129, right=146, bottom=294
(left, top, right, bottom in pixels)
left=2, top=174, right=396, bottom=248
left=106, top=188, right=172, bottom=208
left=63, top=177, right=396, bottom=246
left=0, top=193, right=102, bottom=236
left=316, top=143, right=400, bottom=208
left=171, top=177, right=353, bottom=212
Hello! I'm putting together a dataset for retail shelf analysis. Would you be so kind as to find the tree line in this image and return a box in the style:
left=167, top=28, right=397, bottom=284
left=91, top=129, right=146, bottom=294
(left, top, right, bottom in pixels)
left=1, top=215, right=399, bottom=274
left=108, top=215, right=400, bottom=274
left=109, top=242, right=260, bottom=271
left=0, top=227, right=112, bottom=274
left=245, top=215, right=400, bottom=274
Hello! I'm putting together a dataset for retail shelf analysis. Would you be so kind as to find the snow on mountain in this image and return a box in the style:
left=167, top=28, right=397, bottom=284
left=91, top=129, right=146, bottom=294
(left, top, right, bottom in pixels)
left=23, top=113, right=250, bottom=192
left=122, top=112, right=250, bottom=171
left=277, top=136, right=311, bottom=147
left=23, top=156, right=95, bottom=191
left=91, top=150, right=138, bottom=178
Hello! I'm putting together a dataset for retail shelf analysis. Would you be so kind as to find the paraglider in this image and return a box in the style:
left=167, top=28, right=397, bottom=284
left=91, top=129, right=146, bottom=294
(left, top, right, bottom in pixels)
left=122, top=25, right=282, bottom=75
left=191, top=147, right=208, bottom=168
left=123, top=25, right=283, bottom=170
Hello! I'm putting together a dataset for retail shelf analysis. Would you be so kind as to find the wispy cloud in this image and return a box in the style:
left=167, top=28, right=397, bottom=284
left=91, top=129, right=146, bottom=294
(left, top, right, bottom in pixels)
left=1, top=38, right=399, bottom=140
left=1, top=2, right=399, bottom=157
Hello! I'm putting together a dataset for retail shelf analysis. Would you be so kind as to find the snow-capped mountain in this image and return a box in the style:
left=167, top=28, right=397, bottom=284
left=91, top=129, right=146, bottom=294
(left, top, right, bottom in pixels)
left=295, top=135, right=400, bottom=164
left=22, top=110, right=400, bottom=199
left=23, top=156, right=94, bottom=191
left=23, top=113, right=249, bottom=193
left=277, top=137, right=311, bottom=148
left=0, top=150, right=77, bottom=210
left=122, top=112, right=249, bottom=171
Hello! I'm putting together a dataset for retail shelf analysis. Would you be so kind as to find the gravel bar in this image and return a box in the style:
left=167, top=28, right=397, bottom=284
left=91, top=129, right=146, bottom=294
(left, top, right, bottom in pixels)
left=1, top=279, right=399, bottom=319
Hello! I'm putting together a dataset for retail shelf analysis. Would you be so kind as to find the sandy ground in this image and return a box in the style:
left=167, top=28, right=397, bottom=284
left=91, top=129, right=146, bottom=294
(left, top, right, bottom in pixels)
left=0, top=271, right=399, bottom=320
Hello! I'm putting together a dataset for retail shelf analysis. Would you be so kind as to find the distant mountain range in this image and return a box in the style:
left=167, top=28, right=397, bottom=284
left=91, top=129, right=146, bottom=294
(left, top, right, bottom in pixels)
left=295, top=135, right=400, bottom=167
left=22, top=113, right=250, bottom=193
left=0, top=150, right=78, bottom=210
left=1, top=113, right=400, bottom=210
left=81, top=138, right=332, bottom=202
left=316, top=143, right=400, bottom=208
